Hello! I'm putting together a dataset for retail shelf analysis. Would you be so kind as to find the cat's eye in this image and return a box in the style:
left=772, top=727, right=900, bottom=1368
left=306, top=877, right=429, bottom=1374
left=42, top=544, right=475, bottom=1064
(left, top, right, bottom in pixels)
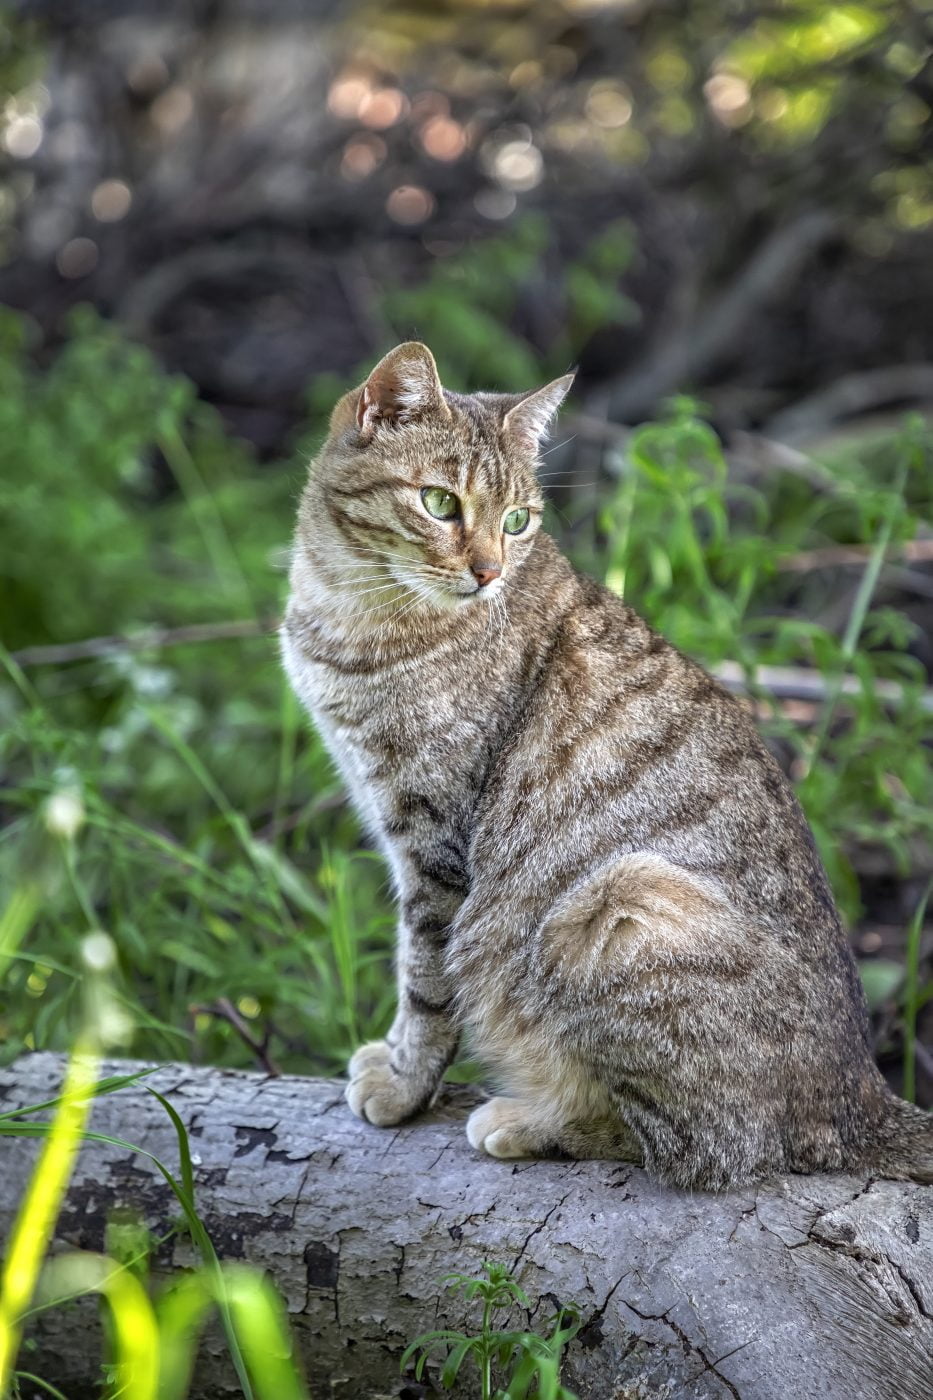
left=503, top=507, right=530, bottom=535
left=421, top=486, right=460, bottom=521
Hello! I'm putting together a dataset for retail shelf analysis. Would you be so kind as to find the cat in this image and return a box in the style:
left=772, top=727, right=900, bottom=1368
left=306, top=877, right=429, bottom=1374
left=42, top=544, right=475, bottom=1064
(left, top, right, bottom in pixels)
left=281, top=341, right=933, bottom=1189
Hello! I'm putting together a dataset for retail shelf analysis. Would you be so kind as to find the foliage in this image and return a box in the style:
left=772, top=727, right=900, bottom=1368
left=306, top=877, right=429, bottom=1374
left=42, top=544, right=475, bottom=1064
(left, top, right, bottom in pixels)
left=401, top=1262, right=581, bottom=1400
left=0, top=306, right=395, bottom=1072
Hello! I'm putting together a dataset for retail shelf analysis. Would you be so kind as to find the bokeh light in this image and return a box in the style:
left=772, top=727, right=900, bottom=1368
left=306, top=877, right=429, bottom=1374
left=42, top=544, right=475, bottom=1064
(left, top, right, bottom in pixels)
left=340, top=134, right=387, bottom=180
left=704, top=73, right=752, bottom=127
left=585, top=81, right=633, bottom=129
left=386, top=184, right=434, bottom=224
left=150, top=86, right=194, bottom=134
left=56, top=237, right=98, bottom=278
left=419, top=116, right=467, bottom=161
left=3, top=115, right=43, bottom=159
left=91, top=180, right=133, bottom=222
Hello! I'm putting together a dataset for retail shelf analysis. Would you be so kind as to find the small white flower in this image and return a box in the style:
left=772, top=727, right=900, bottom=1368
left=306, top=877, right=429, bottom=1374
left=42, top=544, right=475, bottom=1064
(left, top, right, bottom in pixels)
left=81, top=930, right=117, bottom=973
left=45, top=789, right=86, bottom=840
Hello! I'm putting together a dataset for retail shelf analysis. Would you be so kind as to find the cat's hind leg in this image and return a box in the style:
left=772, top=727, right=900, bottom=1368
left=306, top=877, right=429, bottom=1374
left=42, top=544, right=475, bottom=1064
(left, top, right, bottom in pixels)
left=455, top=850, right=787, bottom=1180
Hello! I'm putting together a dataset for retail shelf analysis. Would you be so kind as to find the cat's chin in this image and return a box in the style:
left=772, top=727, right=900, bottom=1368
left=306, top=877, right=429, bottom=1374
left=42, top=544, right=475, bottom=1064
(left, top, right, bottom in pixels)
left=413, top=581, right=502, bottom=610
left=455, top=586, right=500, bottom=607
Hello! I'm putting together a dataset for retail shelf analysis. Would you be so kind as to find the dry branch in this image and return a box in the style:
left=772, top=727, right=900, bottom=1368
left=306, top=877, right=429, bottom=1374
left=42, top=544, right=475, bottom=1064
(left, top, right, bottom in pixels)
left=608, top=212, right=839, bottom=422
left=2, top=1054, right=933, bottom=1400
left=9, top=619, right=275, bottom=667
left=766, top=366, right=933, bottom=444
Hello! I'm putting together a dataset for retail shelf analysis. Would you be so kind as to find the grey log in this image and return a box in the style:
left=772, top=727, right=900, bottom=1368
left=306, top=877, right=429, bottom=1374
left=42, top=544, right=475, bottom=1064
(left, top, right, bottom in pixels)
left=2, top=1054, right=932, bottom=1400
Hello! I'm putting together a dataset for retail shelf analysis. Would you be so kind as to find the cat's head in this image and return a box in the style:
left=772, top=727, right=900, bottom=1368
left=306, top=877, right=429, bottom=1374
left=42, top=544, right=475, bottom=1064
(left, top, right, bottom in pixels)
left=301, top=342, right=573, bottom=614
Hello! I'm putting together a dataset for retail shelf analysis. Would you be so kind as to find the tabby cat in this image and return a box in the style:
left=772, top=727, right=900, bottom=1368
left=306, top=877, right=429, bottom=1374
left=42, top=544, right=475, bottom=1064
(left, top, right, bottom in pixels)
left=281, top=342, right=932, bottom=1189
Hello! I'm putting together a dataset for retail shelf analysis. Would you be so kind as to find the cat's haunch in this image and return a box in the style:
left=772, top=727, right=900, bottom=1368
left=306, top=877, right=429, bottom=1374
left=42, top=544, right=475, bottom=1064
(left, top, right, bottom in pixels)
left=281, top=342, right=932, bottom=1189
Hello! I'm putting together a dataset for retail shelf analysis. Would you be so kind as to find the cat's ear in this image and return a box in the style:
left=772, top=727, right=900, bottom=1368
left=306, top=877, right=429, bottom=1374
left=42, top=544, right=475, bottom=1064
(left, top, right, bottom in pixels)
left=502, top=373, right=575, bottom=454
left=356, top=342, right=449, bottom=441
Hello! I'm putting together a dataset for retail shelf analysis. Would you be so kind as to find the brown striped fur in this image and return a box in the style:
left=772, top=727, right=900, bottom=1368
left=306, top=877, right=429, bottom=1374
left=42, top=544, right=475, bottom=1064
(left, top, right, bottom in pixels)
left=282, top=342, right=933, bottom=1189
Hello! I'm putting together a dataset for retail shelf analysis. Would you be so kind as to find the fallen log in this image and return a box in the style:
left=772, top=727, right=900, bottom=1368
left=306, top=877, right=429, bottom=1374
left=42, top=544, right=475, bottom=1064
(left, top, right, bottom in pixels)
left=2, top=1054, right=932, bottom=1400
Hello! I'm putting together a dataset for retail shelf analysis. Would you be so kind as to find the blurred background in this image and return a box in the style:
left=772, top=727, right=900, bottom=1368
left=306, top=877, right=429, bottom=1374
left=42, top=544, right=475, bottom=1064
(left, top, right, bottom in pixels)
left=1, top=1, right=931, bottom=1101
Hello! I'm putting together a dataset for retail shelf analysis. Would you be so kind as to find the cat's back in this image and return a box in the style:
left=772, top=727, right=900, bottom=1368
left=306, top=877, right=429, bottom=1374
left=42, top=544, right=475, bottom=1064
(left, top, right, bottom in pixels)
left=474, top=545, right=840, bottom=948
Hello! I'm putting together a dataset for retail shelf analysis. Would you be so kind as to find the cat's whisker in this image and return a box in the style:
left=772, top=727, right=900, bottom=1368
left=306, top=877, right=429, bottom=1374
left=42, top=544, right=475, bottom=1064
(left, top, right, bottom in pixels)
left=347, top=582, right=409, bottom=600
left=388, top=578, right=438, bottom=625
left=352, top=591, right=411, bottom=620
left=537, top=434, right=576, bottom=461
left=338, top=559, right=451, bottom=585
left=328, top=572, right=399, bottom=584
left=344, top=545, right=446, bottom=572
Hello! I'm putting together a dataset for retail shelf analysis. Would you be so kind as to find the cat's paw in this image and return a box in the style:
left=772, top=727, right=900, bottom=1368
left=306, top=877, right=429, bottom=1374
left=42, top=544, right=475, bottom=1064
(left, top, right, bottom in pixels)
left=466, top=1097, right=538, bottom=1159
left=345, top=1040, right=428, bottom=1127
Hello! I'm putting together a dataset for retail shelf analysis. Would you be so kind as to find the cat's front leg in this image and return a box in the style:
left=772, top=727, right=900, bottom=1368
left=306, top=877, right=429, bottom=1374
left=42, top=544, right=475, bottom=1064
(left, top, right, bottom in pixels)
left=346, top=854, right=464, bottom=1126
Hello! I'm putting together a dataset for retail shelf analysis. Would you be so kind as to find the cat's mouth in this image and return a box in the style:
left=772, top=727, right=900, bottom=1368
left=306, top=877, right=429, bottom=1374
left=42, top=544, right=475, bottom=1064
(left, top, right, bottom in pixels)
left=455, top=578, right=502, bottom=603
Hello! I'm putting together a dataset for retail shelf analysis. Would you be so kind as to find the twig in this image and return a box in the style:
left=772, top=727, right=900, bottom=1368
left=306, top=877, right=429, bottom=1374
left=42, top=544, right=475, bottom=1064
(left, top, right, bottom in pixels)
left=609, top=211, right=838, bottom=421
left=777, top=538, right=933, bottom=573
left=766, top=365, right=933, bottom=445
left=190, top=997, right=280, bottom=1077
left=914, top=1039, right=933, bottom=1087
left=10, top=619, right=277, bottom=666
left=712, top=661, right=933, bottom=714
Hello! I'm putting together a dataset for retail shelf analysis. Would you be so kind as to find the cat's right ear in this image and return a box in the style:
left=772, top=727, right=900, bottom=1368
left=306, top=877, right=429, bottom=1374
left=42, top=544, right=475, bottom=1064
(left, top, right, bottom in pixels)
left=354, top=342, right=449, bottom=442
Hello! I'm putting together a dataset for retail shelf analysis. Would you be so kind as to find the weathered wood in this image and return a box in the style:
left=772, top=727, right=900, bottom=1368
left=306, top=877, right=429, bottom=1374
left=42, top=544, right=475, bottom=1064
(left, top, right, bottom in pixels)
left=2, top=1054, right=932, bottom=1400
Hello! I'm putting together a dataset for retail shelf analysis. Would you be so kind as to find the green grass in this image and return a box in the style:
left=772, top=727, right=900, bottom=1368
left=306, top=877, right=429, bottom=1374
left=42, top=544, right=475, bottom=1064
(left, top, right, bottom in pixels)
left=0, top=300, right=931, bottom=1090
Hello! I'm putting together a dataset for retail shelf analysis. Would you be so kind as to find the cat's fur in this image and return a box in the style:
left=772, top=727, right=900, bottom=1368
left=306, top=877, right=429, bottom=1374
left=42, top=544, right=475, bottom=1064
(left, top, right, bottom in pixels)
left=282, top=342, right=933, bottom=1189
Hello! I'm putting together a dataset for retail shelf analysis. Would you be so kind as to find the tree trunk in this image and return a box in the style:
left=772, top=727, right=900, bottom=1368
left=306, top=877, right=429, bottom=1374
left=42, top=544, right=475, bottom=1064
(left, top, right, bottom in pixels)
left=2, top=1053, right=932, bottom=1400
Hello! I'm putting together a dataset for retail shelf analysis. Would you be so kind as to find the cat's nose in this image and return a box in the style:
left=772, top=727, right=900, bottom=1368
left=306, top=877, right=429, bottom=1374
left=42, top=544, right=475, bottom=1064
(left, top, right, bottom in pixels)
left=471, top=564, right=502, bottom=589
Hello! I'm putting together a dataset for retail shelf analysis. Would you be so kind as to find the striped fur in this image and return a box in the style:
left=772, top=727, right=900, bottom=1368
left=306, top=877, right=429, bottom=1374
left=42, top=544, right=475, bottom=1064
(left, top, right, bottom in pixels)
left=282, top=343, right=932, bottom=1189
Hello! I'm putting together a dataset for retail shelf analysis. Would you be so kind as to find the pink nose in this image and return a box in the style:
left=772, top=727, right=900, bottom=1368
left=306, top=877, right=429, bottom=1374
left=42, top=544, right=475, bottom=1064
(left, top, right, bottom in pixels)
left=471, top=564, right=502, bottom=588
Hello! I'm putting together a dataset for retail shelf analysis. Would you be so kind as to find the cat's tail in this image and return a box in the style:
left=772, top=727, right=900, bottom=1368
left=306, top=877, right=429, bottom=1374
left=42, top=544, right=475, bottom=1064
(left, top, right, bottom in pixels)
left=858, top=1094, right=933, bottom=1183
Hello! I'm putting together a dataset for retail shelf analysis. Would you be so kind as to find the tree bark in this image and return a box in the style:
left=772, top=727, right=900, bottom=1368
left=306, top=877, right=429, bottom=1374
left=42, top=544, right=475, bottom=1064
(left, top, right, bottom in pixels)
left=2, top=1053, right=932, bottom=1400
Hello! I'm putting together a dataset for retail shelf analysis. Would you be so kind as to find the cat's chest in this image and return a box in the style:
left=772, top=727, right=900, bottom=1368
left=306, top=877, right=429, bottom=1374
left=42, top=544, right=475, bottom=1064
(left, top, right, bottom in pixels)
left=282, top=624, right=500, bottom=820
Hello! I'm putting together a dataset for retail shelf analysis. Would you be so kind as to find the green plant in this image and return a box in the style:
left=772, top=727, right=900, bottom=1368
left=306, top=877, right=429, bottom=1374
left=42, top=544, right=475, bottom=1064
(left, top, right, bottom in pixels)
left=401, top=1263, right=581, bottom=1400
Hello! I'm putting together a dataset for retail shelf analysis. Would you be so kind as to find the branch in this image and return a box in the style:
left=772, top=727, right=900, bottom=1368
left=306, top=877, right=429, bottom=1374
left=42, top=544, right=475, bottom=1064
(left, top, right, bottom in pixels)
left=715, top=660, right=933, bottom=714
left=4, top=1054, right=933, bottom=1400
left=777, top=538, right=933, bottom=572
left=608, top=211, right=839, bottom=422
left=766, top=365, right=933, bottom=444
left=189, top=997, right=280, bottom=1077
left=9, top=619, right=275, bottom=667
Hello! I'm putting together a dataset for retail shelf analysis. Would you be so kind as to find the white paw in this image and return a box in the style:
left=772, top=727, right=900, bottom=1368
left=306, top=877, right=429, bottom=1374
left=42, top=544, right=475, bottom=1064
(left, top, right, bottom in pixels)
left=348, top=1041, right=392, bottom=1077
left=345, top=1040, right=425, bottom=1127
left=466, top=1097, right=535, bottom=1159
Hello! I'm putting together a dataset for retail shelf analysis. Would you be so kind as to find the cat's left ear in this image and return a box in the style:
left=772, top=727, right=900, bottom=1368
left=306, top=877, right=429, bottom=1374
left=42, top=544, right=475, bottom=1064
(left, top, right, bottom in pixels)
left=502, top=372, right=575, bottom=454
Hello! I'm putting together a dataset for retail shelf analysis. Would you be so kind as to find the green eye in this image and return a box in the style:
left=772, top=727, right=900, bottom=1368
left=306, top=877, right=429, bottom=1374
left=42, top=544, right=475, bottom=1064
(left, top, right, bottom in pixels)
left=421, top=486, right=459, bottom=520
left=503, top=507, right=530, bottom=535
